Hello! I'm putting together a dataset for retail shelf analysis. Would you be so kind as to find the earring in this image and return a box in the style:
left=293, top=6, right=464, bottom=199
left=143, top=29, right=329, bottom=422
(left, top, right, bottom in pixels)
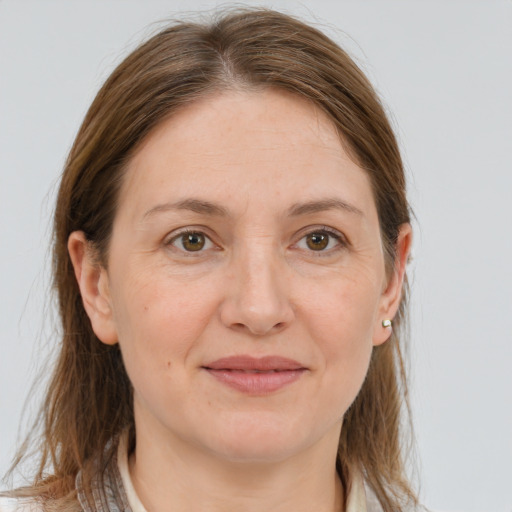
left=382, top=319, right=392, bottom=328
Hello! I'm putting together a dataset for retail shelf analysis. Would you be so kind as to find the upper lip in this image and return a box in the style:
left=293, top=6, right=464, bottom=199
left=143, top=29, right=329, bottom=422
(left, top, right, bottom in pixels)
left=203, top=355, right=306, bottom=371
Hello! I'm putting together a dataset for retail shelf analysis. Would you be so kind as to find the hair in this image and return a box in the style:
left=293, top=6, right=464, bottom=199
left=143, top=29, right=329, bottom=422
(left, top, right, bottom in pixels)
left=7, top=7, right=416, bottom=511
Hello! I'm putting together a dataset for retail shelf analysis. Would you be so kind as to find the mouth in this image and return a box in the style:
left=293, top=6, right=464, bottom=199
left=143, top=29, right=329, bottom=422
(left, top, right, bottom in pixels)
left=202, top=355, right=307, bottom=394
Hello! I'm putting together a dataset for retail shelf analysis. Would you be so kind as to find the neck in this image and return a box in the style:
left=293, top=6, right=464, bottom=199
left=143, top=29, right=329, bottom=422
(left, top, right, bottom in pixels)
left=129, top=417, right=344, bottom=512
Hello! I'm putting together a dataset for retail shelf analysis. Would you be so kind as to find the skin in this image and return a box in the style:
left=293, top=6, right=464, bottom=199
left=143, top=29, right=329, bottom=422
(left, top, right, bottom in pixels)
left=69, top=88, right=411, bottom=512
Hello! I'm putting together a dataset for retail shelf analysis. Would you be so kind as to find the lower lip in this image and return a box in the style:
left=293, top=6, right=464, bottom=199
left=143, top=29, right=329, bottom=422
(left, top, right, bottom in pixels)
left=204, top=369, right=306, bottom=394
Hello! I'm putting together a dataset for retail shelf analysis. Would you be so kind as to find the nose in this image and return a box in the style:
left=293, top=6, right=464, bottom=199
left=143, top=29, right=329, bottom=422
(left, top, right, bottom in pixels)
left=219, top=245, right=295, bottom=336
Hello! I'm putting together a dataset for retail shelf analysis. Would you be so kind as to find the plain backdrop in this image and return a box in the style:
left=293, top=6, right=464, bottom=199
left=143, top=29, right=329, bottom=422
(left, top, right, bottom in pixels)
left=1, top=1, right=511, bottom=511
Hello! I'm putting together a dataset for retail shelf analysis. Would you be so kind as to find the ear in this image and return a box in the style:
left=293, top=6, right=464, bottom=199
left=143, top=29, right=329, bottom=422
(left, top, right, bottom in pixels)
left=372, top=223, right=412, bottom=346
left=68, top=231, right=118, bottom=345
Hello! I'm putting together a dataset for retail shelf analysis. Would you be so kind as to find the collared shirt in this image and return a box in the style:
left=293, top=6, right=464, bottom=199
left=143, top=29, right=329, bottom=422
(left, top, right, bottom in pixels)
left=111, top=433, right=383, bottom=512
left=0, top=433, right=384, bottom=511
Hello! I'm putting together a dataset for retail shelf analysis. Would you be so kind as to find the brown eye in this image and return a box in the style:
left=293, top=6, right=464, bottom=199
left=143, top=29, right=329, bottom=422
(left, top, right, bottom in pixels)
left=306, top=232, right=329, bottom=251
left=168, top=230, right=215, bottom=255
left=181, top=232, right=206, bottom=251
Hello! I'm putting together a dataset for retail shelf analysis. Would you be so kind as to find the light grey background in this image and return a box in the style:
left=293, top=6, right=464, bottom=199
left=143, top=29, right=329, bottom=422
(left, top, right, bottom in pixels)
left=1, top=1, right=511, bottom=511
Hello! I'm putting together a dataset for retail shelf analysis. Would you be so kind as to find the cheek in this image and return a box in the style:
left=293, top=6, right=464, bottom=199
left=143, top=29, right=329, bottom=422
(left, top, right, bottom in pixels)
left=303, top=267, right=380, bottom=346
left=301, top=275, right=379, bottom=410
left=110, top=269, right=219, bottom=384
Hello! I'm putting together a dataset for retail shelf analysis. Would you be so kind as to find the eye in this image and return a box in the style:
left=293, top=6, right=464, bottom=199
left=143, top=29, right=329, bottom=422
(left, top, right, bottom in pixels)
left=168, top=230, right=214, bottom=253
left=295, top=228, right=345, bottom=253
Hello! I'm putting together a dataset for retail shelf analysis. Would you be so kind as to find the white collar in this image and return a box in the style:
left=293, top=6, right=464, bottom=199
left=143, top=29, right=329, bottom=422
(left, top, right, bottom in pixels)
left=117, top=432, right=370, bottom=512
left=117, top=433, right=148, bottom=512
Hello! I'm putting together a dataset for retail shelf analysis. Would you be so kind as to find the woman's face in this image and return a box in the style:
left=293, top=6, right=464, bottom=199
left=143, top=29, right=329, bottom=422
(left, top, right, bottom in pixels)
left=72, top=89, right=408, bottom=463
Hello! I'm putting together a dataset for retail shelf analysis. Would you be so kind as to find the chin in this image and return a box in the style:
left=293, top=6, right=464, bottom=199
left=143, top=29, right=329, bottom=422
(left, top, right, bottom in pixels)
left=204, top=416, right=316, bottom=464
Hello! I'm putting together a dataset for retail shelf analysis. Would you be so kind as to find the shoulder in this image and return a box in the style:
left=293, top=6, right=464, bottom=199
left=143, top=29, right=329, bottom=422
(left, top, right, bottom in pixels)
left=0, top=496, right=43, bottom=512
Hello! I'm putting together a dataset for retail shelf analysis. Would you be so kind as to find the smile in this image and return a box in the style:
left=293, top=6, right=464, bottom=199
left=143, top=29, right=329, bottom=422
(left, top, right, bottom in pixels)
left=202, top=355, right=308, bottom=394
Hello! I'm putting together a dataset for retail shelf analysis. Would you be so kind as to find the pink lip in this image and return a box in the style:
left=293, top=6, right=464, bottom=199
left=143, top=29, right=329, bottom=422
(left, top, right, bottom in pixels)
left=202, top=355, right=307, bottom=394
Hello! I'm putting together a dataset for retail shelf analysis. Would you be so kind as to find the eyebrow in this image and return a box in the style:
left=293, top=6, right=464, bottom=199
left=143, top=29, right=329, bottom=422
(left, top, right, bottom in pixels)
left=142, top=198, right=229, bottom=220
left=142, top=196, right=363, bottom=220
left=286, top=198, right=363, bottom=217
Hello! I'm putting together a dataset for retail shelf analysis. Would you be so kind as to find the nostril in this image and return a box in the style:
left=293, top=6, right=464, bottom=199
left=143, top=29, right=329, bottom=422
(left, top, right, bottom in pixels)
left=230, top=321, right=286, bottom=336
left=219, top=292, right=294, bottom=336
left=231, top=323, right=250, bottom=333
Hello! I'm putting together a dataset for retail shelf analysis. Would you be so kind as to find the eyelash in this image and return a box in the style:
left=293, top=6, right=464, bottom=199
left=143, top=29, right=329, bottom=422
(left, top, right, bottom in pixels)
left=166, top=228, right=216, bottom=256
left=294, top=226, right=347, bottom=256
left=165, top=226, right=347, bottom=256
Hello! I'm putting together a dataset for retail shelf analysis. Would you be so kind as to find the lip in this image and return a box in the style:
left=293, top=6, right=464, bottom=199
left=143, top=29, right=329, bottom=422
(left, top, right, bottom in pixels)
left=202, top=355, right=307, bottom=395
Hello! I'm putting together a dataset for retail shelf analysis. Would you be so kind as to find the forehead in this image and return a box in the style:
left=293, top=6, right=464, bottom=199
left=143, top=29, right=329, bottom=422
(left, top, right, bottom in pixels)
left=117, top=88, right=376, bottom=222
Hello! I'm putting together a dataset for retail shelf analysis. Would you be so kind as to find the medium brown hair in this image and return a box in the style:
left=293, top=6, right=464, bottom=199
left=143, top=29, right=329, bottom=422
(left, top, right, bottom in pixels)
left=9, top=7, right=416, bottom=511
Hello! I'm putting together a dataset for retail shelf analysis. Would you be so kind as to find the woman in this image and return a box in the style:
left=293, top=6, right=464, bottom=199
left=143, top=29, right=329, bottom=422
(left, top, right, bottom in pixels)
left=1, top=7, right=417, bottom=512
